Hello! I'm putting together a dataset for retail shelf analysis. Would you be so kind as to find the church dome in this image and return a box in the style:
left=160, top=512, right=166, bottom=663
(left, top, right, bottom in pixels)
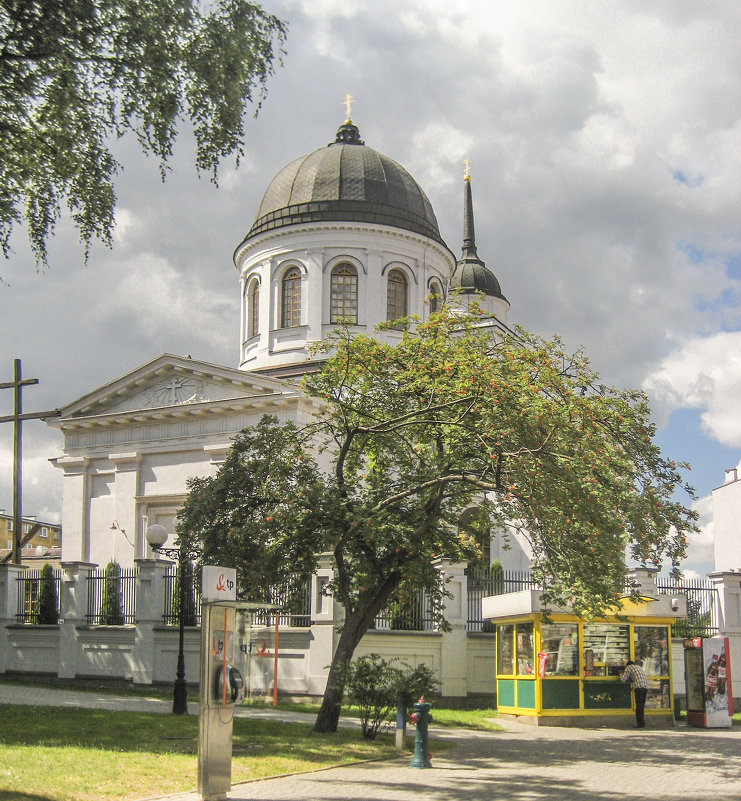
left=242, top=121, right=445, bottom=246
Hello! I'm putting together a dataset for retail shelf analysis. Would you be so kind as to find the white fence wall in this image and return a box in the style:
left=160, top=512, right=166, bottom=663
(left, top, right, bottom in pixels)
left=0, top=559, right=496, bottom=699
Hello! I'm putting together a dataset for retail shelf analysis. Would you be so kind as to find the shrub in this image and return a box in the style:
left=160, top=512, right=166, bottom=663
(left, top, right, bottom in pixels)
left=99, top=561, right=125, bottom=625
left=32, top=563, right=58, bottom=625
left=393, top=662, right=439, bottom=718
left=345, top=655, right=440, bottom=739
left=345, top=654, right=401, bottom=739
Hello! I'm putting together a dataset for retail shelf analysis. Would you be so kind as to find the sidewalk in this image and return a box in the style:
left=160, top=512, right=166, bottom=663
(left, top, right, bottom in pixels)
left=2, top=684, right=741, bottom=801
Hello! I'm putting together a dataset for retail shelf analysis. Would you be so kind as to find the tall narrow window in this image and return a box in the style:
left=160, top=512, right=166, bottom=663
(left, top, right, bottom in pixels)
left=429, top=280, right=442, bottom=314
left=248, top=279, right=259, bottom=338
left=281, top=267, right=301, bottom=328
left=330, top=263, right=358, bottom=323
left=387, top=269, right=408, bottom=323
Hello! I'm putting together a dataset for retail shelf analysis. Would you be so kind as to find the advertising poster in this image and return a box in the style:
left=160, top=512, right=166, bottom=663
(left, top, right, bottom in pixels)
left=702, top=638, right=732, bottom=727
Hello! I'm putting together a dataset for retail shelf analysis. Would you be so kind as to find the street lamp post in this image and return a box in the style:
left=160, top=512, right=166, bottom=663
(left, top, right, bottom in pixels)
left=146, top=523, right=199, bottom=715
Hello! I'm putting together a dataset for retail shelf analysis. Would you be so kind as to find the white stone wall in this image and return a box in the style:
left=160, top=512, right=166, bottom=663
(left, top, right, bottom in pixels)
left=712, top=470, right=741, bottom=572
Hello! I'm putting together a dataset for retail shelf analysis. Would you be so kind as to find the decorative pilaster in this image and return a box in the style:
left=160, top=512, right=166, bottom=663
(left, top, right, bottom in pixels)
left=627, top=567, right=658, bottom=596
left=132, top=558, right=172, bottom=684
left=0, top=563, right=26, bottom=674
left=58, top=561, right=97, bottom=678
left=439, top=561, right=469, bottom=697
left=308, top=554, right=340, bottom=696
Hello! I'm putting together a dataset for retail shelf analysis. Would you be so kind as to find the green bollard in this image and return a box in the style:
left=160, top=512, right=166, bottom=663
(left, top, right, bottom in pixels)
left=409, top=697, right=432, bottom=768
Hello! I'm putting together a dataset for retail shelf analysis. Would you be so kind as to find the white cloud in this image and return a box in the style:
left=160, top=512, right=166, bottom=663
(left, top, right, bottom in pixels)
left=643, top=332, right=741, bottom=446
left=407, top=123, right=474, bottom=192
left=112, top=254, right=234, bottom=352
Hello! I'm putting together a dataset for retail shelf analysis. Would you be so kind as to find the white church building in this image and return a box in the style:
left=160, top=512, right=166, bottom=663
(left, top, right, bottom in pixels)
left=48, top=117, right=527, bottom=572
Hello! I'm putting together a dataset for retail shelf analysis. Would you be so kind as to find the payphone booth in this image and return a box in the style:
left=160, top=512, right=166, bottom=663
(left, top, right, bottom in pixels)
left=198, top=566, right=270, bottom=801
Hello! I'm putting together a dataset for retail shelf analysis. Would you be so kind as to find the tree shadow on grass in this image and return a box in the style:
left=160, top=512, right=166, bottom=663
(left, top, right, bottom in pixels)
left=0, top=792, right=58, bottom=801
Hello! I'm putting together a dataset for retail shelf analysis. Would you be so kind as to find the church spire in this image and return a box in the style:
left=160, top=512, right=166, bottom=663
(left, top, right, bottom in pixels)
left=462, top=159, right=478, bottom=260
left=448, top=161, right=507, bottom=301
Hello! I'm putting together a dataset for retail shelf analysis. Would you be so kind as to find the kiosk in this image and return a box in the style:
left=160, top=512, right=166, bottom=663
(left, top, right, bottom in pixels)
left=483, top=589, right=686, bottom=726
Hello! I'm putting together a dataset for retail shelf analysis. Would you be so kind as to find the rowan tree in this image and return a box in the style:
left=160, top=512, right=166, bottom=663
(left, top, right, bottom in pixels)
left=177, top=306, right=697, bottom=733
left=0, top=0, right=286, bottom=268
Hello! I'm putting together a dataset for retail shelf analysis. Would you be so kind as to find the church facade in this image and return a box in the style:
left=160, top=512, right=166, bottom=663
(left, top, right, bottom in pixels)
left=49, top=117, right=528, bottom=571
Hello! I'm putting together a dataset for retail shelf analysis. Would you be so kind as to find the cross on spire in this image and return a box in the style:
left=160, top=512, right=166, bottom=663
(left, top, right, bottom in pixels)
left=343, top=92, right=355, bottom=122
left=463, top=158, right=472, bottom=181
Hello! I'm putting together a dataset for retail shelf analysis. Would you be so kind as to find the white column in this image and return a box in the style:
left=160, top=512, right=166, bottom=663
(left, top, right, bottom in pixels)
left=54, top=456, right=90, bottom=562
left=708, top=571, right=741, bottom=703
left=307, top=554, right=340, bottom=696
left=132, top=558, right=172, bottom=684
left=627, top=567, right=658, bottom=596
left=0, top=564, right=26, bottom=674
left=58, top=561, right=97, bottom=679
left=439, top=561, right=469, bottom=697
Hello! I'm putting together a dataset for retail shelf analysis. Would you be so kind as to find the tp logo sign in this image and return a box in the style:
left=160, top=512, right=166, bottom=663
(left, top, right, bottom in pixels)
left=202, top=565, right=237, bottom=601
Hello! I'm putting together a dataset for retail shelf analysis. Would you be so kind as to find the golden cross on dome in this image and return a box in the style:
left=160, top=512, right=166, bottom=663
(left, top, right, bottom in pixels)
left=343, top=93, right=354, bottom=121
left=463, top=158, right=472, bottom=181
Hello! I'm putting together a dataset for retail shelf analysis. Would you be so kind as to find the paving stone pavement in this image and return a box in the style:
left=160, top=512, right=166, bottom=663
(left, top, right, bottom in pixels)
left=2, top=684, right=741, bottom=801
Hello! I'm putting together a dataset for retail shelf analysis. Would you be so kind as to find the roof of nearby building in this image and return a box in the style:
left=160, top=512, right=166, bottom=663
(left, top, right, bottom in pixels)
left=241, top=120, right=446, bottom=246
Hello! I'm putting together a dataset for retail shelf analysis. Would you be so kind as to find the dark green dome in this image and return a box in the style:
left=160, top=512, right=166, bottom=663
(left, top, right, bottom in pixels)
left=243, top=122, right=445, bottom=245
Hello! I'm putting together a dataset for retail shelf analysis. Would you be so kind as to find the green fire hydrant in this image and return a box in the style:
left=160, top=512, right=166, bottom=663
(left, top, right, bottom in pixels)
left=409, top=697, right=432, bottom=768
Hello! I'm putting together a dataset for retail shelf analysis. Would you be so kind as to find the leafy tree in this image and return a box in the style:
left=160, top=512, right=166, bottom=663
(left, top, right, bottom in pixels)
left=99, top=560, right=124, bottom=625
left=177, top=306, right=697, bottom=733
left=0, top=0, right=286, bottom=268
left=32, top=563, right=58, bottom=624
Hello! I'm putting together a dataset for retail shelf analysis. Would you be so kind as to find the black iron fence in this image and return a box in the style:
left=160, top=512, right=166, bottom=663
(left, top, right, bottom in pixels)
left=466, top=567, right=537, bottom=632
left=163, top=564, right=201, bottom=626
left=656, top=575, right=719, bottom=638
left=15, top=568, right=62, bottom=624
left=86, top=567, right=138, bottom=624
left=374, top=589, right=438, bottom=631
left=253, top=578, right=312, bottom=627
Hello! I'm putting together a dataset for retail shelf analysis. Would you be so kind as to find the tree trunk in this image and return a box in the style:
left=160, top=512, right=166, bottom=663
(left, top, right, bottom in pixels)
left=313, top=622, right=359, bottom=732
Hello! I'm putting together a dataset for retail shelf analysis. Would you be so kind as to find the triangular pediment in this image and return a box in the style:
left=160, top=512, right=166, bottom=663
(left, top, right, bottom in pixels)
left=57, top=354, right=299, bottom=420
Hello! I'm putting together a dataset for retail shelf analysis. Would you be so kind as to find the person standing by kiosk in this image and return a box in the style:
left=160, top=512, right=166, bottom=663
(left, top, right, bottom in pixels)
left=621, top=660, right=649, bottom=727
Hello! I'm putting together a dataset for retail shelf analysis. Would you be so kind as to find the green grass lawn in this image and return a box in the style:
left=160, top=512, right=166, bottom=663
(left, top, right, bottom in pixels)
left=0, top=704, right=402, bottom=801
left=248, top=699, right=502, bottom=731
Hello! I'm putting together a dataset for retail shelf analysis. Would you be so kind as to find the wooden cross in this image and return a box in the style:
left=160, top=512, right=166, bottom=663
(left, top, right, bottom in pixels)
left=0, top=359, right=60, bottom=564
left=343, top=93, right=355, bottom=121
left=464, top=158, right=472, bottom=181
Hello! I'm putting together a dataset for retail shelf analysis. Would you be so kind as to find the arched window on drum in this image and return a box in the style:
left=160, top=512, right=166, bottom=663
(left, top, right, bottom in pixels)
left=386, top=268, right=408, bottom=323
left=247, top=278, right=259, bottom=338
left=281, top=267, right=301, bottom=328
left=330, top=263, right=358, bottom=324
left=429, top=280, right=443, bottom=314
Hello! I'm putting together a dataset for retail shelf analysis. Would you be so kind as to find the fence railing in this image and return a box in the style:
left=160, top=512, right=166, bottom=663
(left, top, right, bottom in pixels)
left=656, top=575, right=719, bottom=638
left=15, top=569, right=62, bottom=624
left=466, top=568, right=536, bottom=632
left=86, top=567, right=138, bottom=625
left=253, top=578, right=312, bottom=627
left=374, top=589, right=438, bottom=632
left=163, top=565, right=201, bottom=626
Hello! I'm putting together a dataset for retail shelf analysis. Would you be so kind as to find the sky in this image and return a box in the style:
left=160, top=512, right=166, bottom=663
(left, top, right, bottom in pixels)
left=1, top=0, right=740, bottom=578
